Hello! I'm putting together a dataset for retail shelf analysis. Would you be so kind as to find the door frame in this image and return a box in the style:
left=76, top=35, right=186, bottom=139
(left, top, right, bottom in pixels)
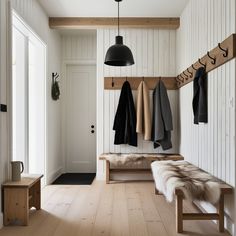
left=61, top=60, right=97, bottom=173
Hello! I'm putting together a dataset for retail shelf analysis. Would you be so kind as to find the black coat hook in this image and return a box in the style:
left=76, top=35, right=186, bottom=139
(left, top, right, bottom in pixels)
left=218, top=43, right=228, bottom=57
left=192, top=64, right=197, bottom=71
left=183, top=71, right=189, bottom=80
left=207, top=51, right=216, bottom=64
left=198, top=58, right=206, bottom=68
left=176, top=75, right=181, bottom=83
left=175, top=77, right=181, bottom=86
left=180, top=74, right=185, bottom=82
left=187, top=68, right=193, bottom=77
left=112, top=77, right=114, bottom=87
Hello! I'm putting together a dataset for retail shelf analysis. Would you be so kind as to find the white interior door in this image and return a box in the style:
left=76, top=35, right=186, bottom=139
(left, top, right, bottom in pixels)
left=65, top=65, right=96, bottom=173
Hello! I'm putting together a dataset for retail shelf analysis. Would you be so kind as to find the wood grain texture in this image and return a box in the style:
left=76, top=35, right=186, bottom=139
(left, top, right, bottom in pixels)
left=0, top=182, right=231, bottom=236
left=49, top=17, right=180, bottom=29
left=104, top=77, right=178, bottom=90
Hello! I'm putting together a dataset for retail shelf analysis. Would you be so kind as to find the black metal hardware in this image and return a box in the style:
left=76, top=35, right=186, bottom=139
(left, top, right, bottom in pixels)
left=198, top=58, right=206, bottom=68
left=180, top=75, right=185, bottom=82
left=91, top=125, right=94, bottom=128
left=207, top=51, right=216, bottom=64
left=91, top=130, right=95, bottom=133
left=112, top=77, right=114, bottom=87
left=183, top=71, right=189, bottom=80
left=192, top=64, right=197, bottom=71
left=218, top=43, right=228, bottom=57
left=187, top=68, right=193, bottom=77
left=0, top=104, right=7, bottom=112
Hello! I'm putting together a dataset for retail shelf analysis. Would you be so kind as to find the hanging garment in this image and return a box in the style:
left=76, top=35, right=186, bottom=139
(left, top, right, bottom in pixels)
left=136, top=81, right=151, bottom=140
left=113, top=81, right=137, bottom=147
left=192, top=67, right=208, bottom=124
left=152, top=80, right=173, bottom=150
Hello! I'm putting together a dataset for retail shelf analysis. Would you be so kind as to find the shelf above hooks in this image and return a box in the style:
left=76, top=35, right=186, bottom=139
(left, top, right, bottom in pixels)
left=104, top=76, right=178, bottom=90
left=176, top=34, right=236, bottom=88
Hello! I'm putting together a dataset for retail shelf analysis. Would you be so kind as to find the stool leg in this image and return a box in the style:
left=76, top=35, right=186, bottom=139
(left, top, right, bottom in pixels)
left=218, top=194, right=224, bottom=232
left=106, top=160, right=110, bottom=184
left=176, top=194, right=183, bottom=233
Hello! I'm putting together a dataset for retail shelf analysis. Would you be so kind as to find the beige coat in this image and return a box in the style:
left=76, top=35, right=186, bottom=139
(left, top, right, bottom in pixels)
left=136, top=81, right=151, bottom=140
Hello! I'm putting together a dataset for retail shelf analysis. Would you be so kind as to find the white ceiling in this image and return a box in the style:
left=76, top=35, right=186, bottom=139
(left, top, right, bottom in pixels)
left=38, top=0, right=189, bottom=17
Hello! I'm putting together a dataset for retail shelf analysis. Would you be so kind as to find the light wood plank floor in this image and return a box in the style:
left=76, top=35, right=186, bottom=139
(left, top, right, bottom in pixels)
left=0, top=180, right=231, bottom=236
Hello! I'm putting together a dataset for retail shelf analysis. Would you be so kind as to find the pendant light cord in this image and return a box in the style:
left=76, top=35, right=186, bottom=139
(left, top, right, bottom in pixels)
left=118, top=1, right=120, bottom=36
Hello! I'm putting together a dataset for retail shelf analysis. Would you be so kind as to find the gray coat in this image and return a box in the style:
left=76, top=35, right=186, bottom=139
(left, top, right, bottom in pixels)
left=151, top=80, right=173, bottom=150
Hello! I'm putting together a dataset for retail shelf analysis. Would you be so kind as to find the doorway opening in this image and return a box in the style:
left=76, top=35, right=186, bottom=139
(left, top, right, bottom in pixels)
left=12, top=11, right=46, bottom=185
left=64, top=64, right=97, bottom=174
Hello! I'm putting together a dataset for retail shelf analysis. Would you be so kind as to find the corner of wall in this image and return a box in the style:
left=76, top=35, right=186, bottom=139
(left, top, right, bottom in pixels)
left=46, top=167, right=63, bottom=184
left=0, top=212, right=3, bottom=229
left=96, top=172, right=105, bottom=181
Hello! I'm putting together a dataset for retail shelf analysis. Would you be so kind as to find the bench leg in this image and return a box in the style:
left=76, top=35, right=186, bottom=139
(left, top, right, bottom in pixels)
left=106, top=160, right=110, bottom=184
left=155, top=188, right=159, bottom=195
left=176, top=194, right=183, bottom=233
left=218, top=194, right=224, bottom=232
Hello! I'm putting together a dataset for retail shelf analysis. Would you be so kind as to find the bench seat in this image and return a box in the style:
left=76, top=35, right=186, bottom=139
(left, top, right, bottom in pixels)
left=151, top=160, right=233, bottom=233
left=99, top=153, right=183, bottom=183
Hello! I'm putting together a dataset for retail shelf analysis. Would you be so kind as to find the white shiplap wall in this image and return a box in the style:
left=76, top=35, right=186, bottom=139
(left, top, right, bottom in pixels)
left=61, top=33, right=97, bottom=61
left=177, top=0, right=235, bottom=233
left=97, top=29, right=179, bottom=178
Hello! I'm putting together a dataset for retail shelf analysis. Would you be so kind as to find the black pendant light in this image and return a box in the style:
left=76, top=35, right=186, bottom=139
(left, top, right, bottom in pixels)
left=104, top=0, right=134, bottom=66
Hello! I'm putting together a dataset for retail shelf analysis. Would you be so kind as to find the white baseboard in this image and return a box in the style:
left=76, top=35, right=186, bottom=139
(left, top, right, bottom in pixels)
left=46, top=167, right=63, bottom=185
left=96, top=172, right=105, bottom=180
left=0, top=212, right=3, bottom=229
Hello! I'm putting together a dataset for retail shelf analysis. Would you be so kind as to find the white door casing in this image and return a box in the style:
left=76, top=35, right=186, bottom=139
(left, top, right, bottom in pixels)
left=65, top=65, right=96, bottom=173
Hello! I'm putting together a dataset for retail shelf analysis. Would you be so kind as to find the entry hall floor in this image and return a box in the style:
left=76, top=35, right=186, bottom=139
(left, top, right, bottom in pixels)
left=0, top=180, right=230, bottom=236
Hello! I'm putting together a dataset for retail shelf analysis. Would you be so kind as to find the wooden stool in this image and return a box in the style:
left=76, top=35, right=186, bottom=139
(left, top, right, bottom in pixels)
left=3, top=174, right=43, bottom=226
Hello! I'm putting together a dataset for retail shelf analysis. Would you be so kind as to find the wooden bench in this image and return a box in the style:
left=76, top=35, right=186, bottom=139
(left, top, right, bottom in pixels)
left=152, top=161, right=233, bottom=233
left=174, top=185, right=233, bottom=233
left=99, top=153, right=183, bottom=184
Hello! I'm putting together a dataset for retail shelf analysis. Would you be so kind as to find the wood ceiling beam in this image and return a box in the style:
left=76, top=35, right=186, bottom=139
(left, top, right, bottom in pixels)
left=49, top=17, right=180, bottom=29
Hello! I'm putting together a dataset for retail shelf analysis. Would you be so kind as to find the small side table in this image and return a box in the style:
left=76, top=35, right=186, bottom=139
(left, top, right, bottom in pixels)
left=2, top=174, right=43, bottom=226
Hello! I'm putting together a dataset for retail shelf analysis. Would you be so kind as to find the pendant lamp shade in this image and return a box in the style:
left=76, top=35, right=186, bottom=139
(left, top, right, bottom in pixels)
left=104, top=0, right=135, bottom=66
left=104, top=36, right=134, bottom=66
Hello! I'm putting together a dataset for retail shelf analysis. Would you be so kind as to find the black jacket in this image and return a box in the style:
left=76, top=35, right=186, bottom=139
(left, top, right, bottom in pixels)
left=192, top=67, right=208, bottom=124
left=113, top=81, right=137, bottom=147
left=151, top=80, right=173, bottom=150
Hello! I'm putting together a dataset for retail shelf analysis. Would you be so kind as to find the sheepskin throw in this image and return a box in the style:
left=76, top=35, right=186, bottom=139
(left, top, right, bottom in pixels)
left=100, top=153, right=167, bottom=165
left=151, top=160, right=221, bottom=204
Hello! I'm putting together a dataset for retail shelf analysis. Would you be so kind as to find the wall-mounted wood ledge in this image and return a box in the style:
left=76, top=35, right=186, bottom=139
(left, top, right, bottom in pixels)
left=49, top=17, right=180, bottom=29
left=104, top=77, right=178, bottom=90
left=177, top=34, right=236, bottom=88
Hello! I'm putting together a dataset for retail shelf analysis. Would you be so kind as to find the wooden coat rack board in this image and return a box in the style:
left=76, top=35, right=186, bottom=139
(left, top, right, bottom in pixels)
left=176, top=34, right=236, bottom=88
left=104, top=77, right=177, bottom=90
left=104, top=34, right=236, bottom=91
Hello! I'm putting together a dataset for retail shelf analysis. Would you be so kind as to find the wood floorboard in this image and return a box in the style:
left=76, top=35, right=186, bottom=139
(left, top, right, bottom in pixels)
left=0, top=180, right=231, bottom=236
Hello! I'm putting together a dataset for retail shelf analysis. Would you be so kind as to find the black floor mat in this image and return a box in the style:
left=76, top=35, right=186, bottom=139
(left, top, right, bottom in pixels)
left=52, top=173, right=96, bottom=185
